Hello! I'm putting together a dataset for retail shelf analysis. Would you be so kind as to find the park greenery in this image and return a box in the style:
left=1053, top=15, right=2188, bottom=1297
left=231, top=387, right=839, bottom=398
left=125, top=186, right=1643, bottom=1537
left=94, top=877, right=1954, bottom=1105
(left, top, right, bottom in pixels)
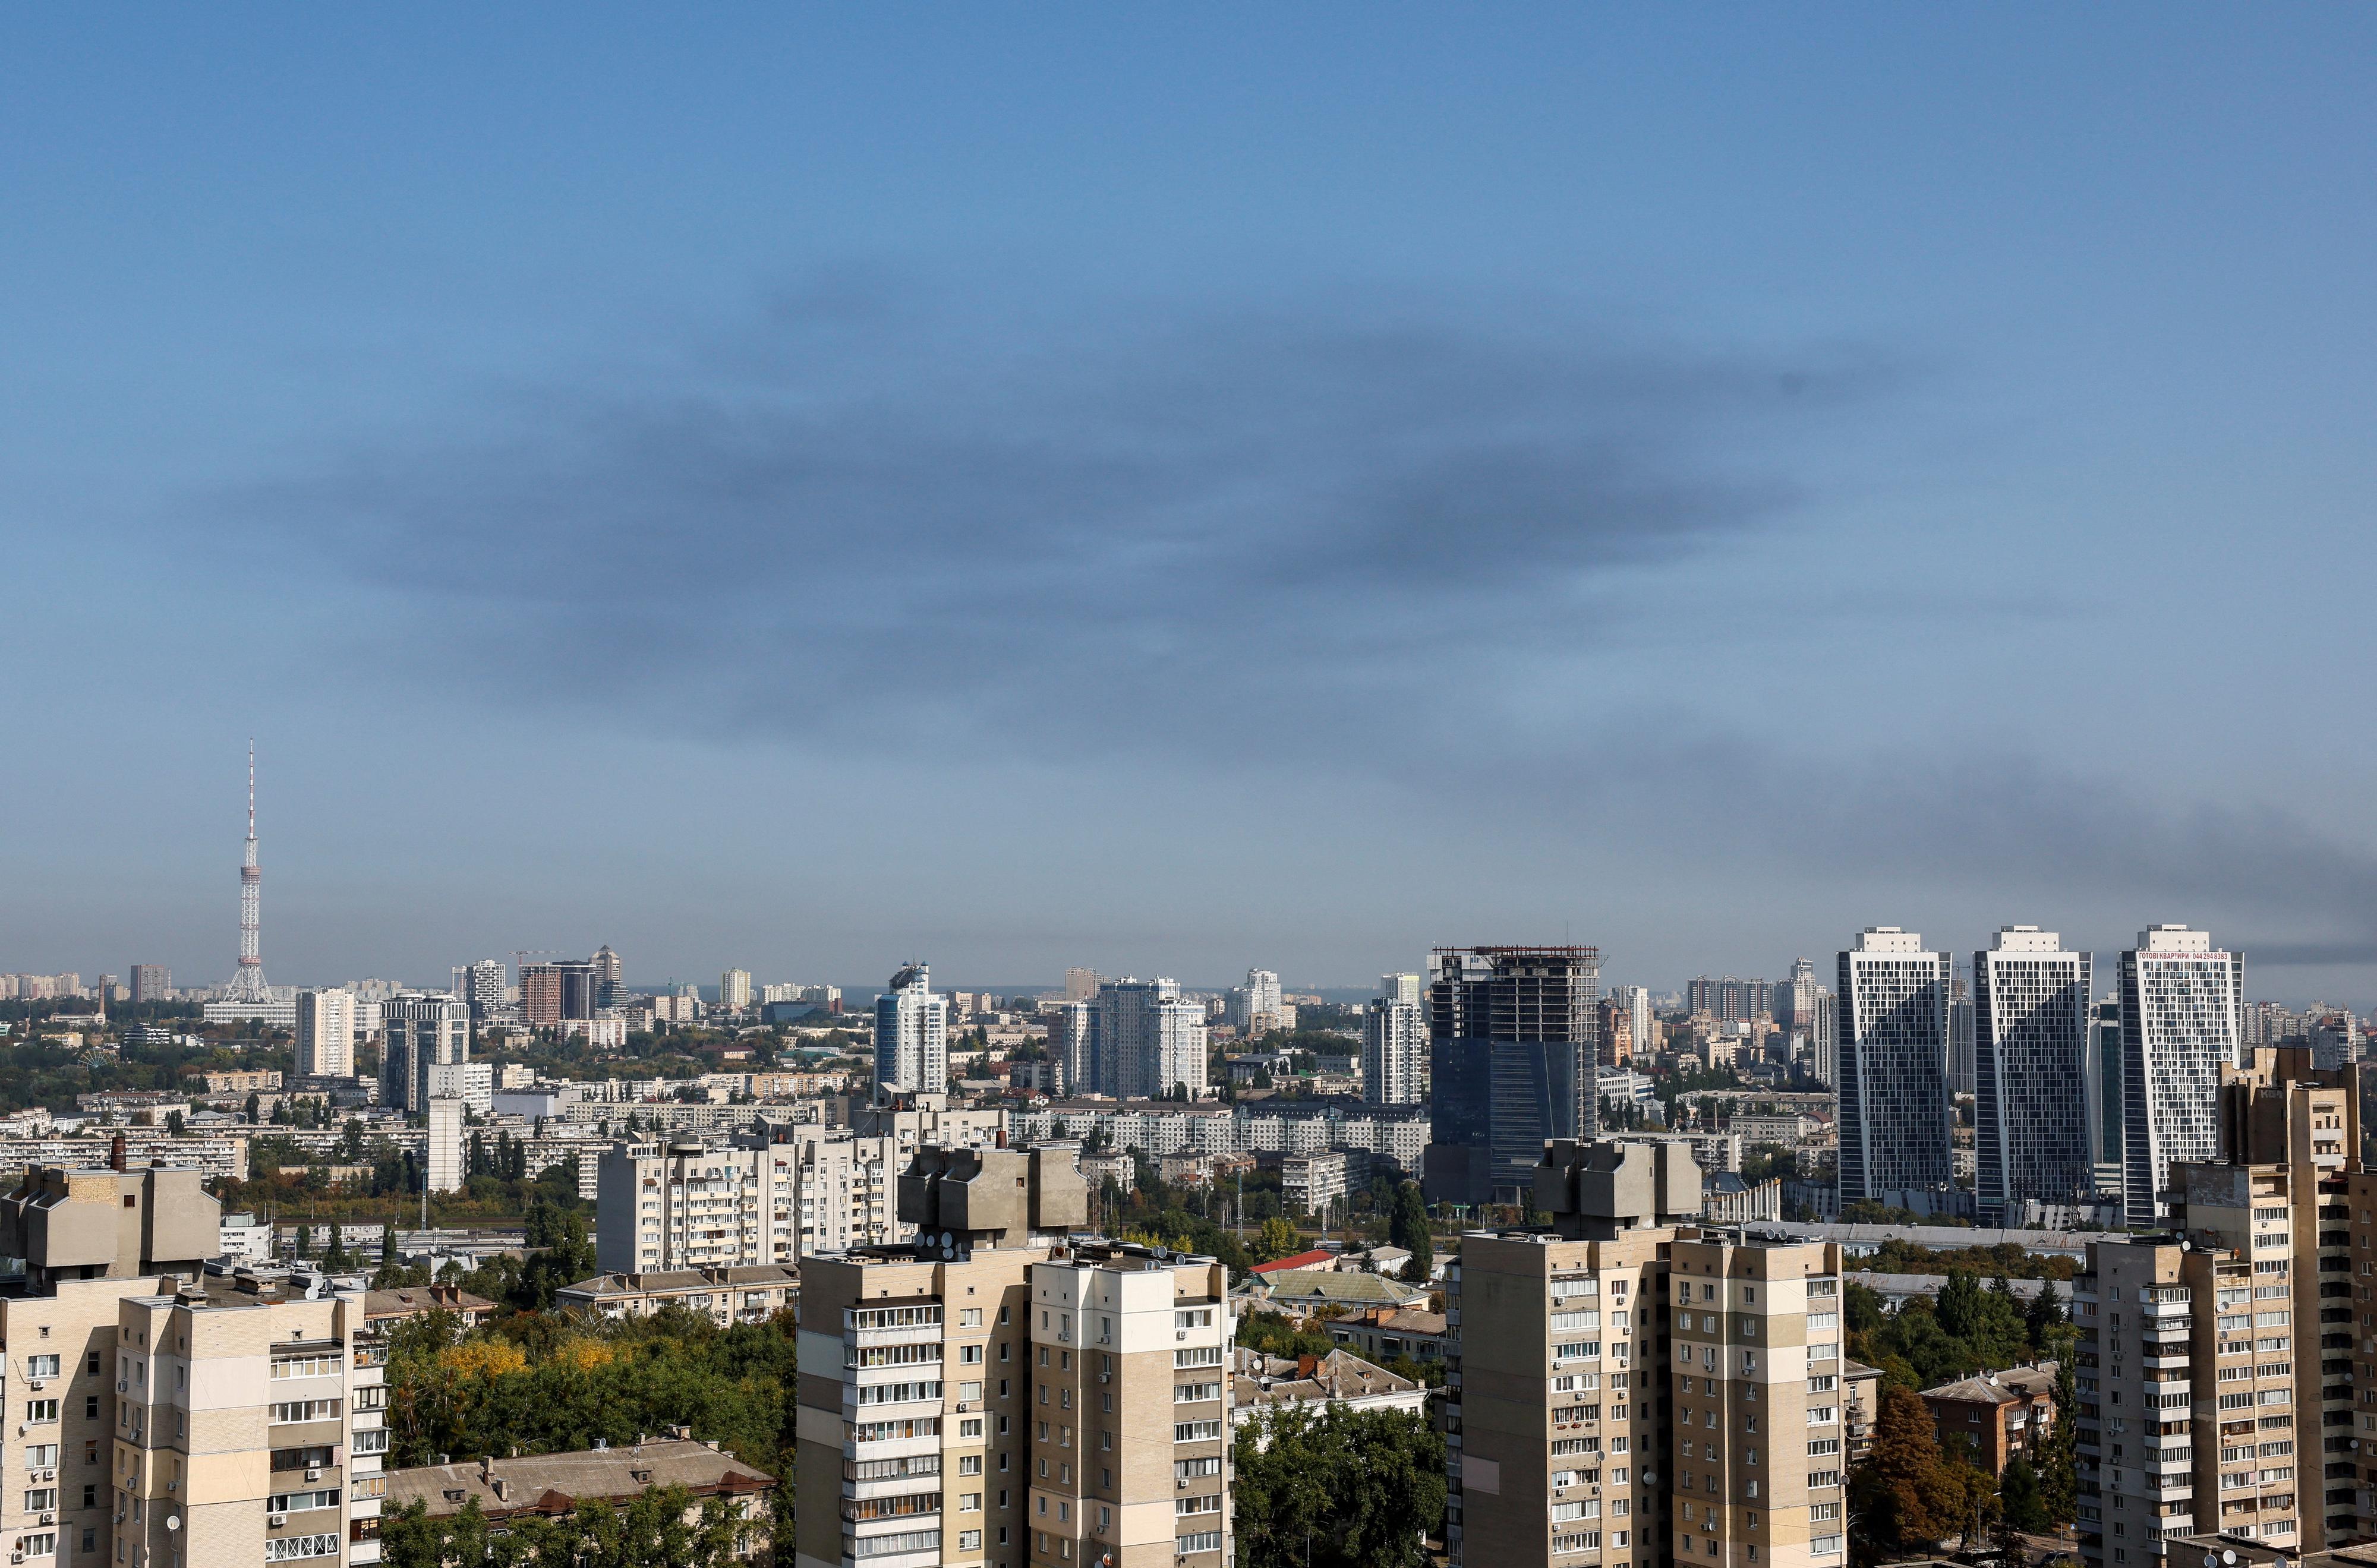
left=380, top=1488, right=755, bottom=1568
left=1843, top=1267, right=2080, bottom=1566
left=384, top=1304, right=797, bottom=1478
left=1849, top=1268, right=2076, bottom=1393
left=1231, top=1404, right=1445, bottom=1568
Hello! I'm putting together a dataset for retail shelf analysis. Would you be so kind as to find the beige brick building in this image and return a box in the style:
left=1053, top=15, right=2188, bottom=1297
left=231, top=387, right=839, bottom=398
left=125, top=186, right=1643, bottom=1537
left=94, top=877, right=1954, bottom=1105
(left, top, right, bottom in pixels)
left=793, top=1145, right=1231, bottom=1568
left=0, top=1153, right=388, bottom=1568
left=1445, top=1138, right=1846, bottom=1568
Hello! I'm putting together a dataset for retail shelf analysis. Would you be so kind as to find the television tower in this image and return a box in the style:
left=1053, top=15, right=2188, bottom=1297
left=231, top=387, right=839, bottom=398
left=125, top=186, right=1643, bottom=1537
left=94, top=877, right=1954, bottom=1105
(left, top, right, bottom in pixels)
left=224, top=740, right=270, bottom=1004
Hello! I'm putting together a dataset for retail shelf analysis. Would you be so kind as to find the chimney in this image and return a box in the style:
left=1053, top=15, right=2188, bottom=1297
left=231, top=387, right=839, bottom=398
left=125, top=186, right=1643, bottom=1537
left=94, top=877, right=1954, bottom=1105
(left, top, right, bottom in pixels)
left=109, top=1134, right=127, bottom=1172
left=478, top=1456, right=491, bottom=1483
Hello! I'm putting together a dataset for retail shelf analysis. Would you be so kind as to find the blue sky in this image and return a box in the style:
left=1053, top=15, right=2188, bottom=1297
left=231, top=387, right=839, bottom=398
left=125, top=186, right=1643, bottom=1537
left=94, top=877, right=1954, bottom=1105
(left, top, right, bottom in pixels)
left=5, top=8, right=2374, bottom=1001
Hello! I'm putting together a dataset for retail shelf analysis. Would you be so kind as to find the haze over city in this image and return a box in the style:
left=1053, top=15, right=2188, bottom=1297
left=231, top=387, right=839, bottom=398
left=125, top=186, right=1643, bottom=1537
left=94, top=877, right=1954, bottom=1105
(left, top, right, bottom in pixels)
left=7, top=10, right=2375, bottom=1004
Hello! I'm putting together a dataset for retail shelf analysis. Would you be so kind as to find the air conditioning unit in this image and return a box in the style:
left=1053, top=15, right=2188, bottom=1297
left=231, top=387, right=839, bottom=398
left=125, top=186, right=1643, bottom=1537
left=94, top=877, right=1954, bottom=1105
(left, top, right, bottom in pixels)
left=1177, top=1478, right=1187, bottom=1489
left=28, top=1381, right=43, bottom=1392
left=305, top=1468, right=321, bottom=1482
left=269, top=1516, right=286, bottom=1528
left=116, top=1383, right=127, bottom=1394
left=1175, top=1331, right=1186, bottom=1341
left=39, top=1513, right=53, bottom=1526
left=37, top=1470, right=54, bottom=1482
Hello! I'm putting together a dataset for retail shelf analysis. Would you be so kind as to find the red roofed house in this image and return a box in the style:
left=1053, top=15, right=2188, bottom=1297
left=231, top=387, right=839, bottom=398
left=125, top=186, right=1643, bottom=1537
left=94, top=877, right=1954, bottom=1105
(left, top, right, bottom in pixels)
left=1250, top=1248, right=1334, bottom=1276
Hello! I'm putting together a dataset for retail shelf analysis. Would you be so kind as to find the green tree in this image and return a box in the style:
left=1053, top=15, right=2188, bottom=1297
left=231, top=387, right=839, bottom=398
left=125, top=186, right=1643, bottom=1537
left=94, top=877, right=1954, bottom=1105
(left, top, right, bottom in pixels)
left=1849, top=1384, right=1964, bottom=1563
left=2024, top=1279, right=2064, bottom=1350
left=1231, top=1403, right=1443, bottom=1568
left=2034, top=1358, right=2079, bottom=1526
left=1935, top=1270, right=1984, bottom=1342
left=1997, top=1454, right=2048, bottom=1534
left=1252, top=1216, right=1302, bottom=1264
left=295, top=1223, right=313, bottom=1258
left=1388, top=1183, right=1433, bottom=1282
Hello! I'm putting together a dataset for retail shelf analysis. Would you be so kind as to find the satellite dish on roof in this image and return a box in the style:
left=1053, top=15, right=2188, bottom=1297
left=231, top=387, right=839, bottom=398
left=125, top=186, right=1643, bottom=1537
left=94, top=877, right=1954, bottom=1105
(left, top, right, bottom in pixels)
left=2222, top=1552, right=2237, bottom=1565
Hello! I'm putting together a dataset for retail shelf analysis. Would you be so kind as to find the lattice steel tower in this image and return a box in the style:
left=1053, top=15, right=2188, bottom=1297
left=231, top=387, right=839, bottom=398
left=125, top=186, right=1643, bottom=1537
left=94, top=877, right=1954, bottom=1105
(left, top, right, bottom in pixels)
left=223, top=740, right=271, bottom=1003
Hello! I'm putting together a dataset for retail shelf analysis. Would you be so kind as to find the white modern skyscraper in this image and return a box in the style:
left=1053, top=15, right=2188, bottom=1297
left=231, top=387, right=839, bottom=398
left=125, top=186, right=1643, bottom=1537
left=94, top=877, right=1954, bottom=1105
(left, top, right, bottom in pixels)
left=1972, top=926, right=2092, bottom=1225
left=1363, top=976, right=1426, bottom=1105
left=1836, top=926, right=1953, bottom=1205
left=457, top=958, right=507, bottom=1020
left=719, top=968, right=753, bottom=1009
left=1071, top=977, right=1209, bottom=1098
left=1228, top=967, right=1284, bottom=1033
left=294, top=987, right=357, bottom=1077
left=2120, top=923, right=2244, bottom=1225
left=872, top=963, right=948, bottom=1098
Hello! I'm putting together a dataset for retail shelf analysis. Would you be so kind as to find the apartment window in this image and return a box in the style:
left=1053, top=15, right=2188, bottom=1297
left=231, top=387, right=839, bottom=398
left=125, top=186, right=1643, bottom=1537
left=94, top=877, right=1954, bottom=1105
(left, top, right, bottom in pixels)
left=26, top=1401, right=58, bottom=1424
left=83, top=1398, right=97, bottom=1421
left=26, top=1357, right=58, bottom=1379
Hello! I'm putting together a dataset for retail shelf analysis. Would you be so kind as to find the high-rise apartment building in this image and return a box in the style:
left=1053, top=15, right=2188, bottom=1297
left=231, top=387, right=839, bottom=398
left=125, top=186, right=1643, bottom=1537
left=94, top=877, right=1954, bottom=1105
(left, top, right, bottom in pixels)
left=1424, top=945, right=1600, bottom=1207
left=128, top=965, right=169, bottom=1006
left=0, top=1158, right=391, bottom=1568
left=1974, top=927, right=2093, bottom=1225
left=2089, top=998, right=2125, bottom=1196
left=793, top=1145, right=1230, bottom=1568
left=2073, top=1046, right=2359, bottom=1568
left=720, top=969, right=753, bottom=1010
left=1364, top=978, right=1427, bottom=1106
left=1777, top=960, right=1818, bottom=1034
left=380, top=993, right=468, bottom=1113
left=1947, top=966, right=1978, bottom=1097
left=594, top=1115, right=1007, bottom=1274
left=1445, top=1138, right=1848, bottom=1568
left=520, top=963, right=563, bottom=1026
left=592, top=944, right=623, bottom=1007
left=1228, top=969, right=1284, bottom=1035
left=2120, top=925, right=2244, bottom=1226
left=458, top=959, right=507, bottom=1021
left=1836, top=927, right=1953, bottom=1206
left=877, top=964, right=951, bottom=1100
left=425, top=1096, right=466, bottom=1192
left=1065, top=980, right=1208, bottom=1100
left=294, top=988, right=357, bottom=1078
left=1808, top=990, right=1839, bottom=1089
left=1687, top=977, right=1770, bottom=1023
left=599, top=1138, right=803, bottom=1274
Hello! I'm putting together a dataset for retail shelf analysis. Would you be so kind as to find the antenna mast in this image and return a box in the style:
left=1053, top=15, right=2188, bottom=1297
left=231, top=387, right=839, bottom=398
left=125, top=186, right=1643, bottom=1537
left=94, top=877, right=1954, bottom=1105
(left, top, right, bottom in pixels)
left=225, top=740, right=271, bottom=1003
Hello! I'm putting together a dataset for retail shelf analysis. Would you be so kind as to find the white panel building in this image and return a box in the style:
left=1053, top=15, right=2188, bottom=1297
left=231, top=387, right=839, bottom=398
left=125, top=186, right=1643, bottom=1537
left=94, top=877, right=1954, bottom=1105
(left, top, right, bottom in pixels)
left=1836, top=926, right=1953, bottom=1204
left=2119, top=923, right=2244, bottom=1225
left=294, top=987, right=355, bottom=1077
left=1972, top=925, right=2092, bottom=1225
left=1363, top=978, right=1427, bottom=1106
left=872, top=963, right=949, bottom=1097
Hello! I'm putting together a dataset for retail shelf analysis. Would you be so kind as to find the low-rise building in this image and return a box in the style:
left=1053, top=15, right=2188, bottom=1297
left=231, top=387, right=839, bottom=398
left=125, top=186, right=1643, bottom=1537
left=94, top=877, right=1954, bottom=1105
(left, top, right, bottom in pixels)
left=1919, top=1363, right=2059, bottom=1475
left=1238, top=1268, right=1427, bottom=1315
left=362, top=1283, right=499, bottom=1332
left=555, top=1266, right=799, bottom=1326
left=1325, top=1305, right=1449, bottom=1365
left=386, top=1438, right=774, bottom=1555
left=1230, top=1346, right=1427, bottom=1433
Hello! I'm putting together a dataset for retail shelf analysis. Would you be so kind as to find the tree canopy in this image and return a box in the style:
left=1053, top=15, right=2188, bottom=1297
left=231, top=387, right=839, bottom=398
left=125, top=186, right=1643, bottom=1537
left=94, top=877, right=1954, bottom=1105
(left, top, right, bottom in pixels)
left=1231, top=1403, right=1444, bottom=1568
